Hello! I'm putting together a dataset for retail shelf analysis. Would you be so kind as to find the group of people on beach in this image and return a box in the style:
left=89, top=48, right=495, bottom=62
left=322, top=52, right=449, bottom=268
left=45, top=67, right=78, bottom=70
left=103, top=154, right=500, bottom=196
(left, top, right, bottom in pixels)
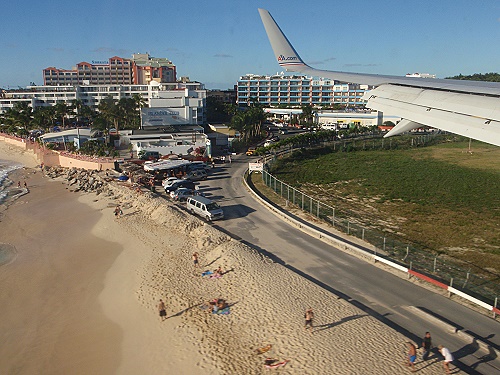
left=17, top=180, right=28, bottom=191
left=155, top=245, right=456, bottom=372
left=406, top=332, right=455, bottom=373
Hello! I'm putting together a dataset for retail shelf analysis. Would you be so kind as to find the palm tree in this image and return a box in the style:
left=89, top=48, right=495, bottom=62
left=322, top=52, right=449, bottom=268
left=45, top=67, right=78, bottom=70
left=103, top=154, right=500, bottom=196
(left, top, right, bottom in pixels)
left=32, top=106, right=56, bottom=132
left=71, top=99, right=84, bottom=125
left=300, top=104, right=315, bottom=126
left=54, top=102, right=70, bottom=128
left=8, top=102, right=33, bottom=135
left=132, top=93, right=146, bottom=110
left=97, top=96, right=120, bottom=133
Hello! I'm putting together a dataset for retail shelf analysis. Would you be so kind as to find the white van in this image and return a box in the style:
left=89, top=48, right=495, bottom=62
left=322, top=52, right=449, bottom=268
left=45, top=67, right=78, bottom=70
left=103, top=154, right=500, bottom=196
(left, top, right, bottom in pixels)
left=186, top=196, right=224, bottom=221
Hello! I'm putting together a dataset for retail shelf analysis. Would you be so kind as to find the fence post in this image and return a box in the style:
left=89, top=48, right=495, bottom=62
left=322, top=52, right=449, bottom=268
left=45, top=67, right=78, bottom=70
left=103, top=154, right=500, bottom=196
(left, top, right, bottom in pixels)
left=280, top=180, right=283, bottom=197
left=403, top=245, right=409, bottom=261
left=383, top=237, right=386, bottom=251
left=301, top=193, right=304, bottom=210
left=462, top=270, right=471, bottom=289
left=448, top=278, right=453, bottom=298
left=332, top=208, right=335, bottom=226
left=408, top=261, right=412, bottom=278
left=310, top=197, right=313, bottom=214
left=274, top=176, right=276, bottom=191
left=317, top=201, right=320, bottom=218
left=347, top=221, right=350, bottom=234
left=494, top=297, right=498, bottom=319
left=293, top=188, right=295, bottom=205
left=287, top=185, right=290, bottom=202
left=433, top=256, right=437, bottom=273
left=362, top=228, right=365, bottom=241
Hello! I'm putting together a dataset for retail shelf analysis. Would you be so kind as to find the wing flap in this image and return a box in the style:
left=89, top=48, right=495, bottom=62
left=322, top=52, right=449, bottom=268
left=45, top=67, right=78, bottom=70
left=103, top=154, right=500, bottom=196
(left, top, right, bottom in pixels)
left=366, top=95, right=500, bottom=146
left=365, top=85, right=500, bottom=122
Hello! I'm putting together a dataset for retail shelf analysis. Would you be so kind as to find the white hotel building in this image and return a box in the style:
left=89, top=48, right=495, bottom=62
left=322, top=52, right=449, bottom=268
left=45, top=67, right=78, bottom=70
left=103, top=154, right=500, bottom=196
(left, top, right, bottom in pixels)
left=0, top=81, right=206, bottom=126
left=237, top=73, right=373, bottom=107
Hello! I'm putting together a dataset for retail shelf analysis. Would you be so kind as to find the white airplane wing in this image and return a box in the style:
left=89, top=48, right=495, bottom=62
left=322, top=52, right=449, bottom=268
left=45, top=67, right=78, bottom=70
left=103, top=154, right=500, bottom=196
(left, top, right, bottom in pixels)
left=258, top=8, right=500, bottom=147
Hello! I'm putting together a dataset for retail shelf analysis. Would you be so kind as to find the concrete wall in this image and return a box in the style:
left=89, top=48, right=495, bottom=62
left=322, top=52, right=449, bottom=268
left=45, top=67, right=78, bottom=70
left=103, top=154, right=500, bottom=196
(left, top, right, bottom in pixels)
left=0, top=134, right=115, bottom=171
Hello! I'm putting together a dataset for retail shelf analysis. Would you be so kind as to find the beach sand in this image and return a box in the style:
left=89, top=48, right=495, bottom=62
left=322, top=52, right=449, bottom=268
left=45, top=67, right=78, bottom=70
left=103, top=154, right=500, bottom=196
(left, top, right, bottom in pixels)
left=0, top=141, right=450, bottom=374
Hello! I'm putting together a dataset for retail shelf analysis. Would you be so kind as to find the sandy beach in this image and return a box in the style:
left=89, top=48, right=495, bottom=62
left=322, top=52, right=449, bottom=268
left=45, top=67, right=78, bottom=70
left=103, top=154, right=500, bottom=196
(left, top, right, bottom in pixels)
left=0, top=141, right=451, bottom=374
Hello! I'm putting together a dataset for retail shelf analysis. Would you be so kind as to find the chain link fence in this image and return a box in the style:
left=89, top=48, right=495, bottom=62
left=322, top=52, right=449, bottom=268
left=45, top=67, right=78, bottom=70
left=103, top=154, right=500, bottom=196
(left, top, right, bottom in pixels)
left=259, top=136, right=499, bottom=307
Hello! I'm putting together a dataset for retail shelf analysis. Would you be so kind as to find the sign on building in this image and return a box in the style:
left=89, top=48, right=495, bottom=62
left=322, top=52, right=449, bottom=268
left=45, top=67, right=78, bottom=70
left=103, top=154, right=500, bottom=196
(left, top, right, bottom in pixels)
left=141, top=107, right=186, bottom=127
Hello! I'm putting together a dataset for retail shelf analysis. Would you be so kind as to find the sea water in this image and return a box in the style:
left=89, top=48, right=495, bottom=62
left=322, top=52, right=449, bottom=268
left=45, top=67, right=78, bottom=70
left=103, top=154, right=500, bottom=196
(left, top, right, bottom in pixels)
left=0, top=159, right=24, bottom=206
left=0, top=159, right=24, bottom=265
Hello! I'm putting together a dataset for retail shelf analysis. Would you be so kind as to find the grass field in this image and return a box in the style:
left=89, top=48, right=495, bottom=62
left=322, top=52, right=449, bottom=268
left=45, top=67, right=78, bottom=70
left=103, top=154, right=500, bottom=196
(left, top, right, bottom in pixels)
left=268, top=140, right=500, bottom=274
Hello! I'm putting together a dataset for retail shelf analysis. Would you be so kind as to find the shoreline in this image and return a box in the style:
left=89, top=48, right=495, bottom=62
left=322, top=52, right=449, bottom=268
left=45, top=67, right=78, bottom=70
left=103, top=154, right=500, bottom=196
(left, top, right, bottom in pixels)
left=0, top=139, right=448, bottom=374
left=0, top=168, right=123, bottom=374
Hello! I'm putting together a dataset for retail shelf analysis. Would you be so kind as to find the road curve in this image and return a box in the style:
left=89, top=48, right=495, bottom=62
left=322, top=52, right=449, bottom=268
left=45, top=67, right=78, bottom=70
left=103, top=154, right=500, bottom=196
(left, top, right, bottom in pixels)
left=195, top=155, right=500, bottom=375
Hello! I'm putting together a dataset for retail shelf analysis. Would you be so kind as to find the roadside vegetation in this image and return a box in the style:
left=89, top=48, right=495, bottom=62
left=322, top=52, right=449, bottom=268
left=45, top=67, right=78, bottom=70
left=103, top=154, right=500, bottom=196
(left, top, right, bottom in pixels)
left=267, top=138, right=500, bottom=274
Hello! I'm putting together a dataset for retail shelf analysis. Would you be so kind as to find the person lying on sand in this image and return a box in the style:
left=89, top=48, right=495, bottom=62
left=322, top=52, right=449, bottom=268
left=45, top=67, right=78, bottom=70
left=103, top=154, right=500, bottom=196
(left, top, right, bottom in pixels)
left=212, top=266, right=223, bottom=277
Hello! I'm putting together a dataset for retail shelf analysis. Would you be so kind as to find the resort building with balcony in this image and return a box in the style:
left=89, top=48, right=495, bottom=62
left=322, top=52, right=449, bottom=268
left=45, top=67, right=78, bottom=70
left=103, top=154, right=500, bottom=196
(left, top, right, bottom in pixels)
left=43, top=53, right=176, bottom=86
left=237, top=73, right=373, bottom=108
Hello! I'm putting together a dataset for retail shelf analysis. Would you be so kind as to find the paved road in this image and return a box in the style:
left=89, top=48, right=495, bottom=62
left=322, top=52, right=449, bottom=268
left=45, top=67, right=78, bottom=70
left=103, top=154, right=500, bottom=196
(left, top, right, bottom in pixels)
left=176, top=155, right=500, bottom=374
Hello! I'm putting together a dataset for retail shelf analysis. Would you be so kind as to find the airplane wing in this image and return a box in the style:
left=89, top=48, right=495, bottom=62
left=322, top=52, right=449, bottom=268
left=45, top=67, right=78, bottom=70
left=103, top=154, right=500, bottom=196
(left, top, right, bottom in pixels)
left=258, top=8, right=500, bottom=147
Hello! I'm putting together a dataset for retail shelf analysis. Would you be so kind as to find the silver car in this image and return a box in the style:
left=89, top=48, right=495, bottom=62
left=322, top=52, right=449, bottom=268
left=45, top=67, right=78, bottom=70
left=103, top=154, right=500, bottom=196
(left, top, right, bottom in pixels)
left=170, top=188, right=194, bottom=201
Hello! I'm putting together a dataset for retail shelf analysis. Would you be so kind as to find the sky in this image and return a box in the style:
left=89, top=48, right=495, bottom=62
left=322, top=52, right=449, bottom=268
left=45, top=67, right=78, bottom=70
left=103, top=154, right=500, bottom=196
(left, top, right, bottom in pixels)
left=1, top=0, right=500, bottom=90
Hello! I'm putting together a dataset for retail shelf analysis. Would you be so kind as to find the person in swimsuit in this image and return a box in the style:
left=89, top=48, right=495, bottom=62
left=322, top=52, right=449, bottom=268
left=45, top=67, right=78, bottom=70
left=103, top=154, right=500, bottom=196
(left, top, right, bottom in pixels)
left=114, top=205, right=123, bottom=218
left=214, top=266, right=223, bottom=276
left=192, top=252, right=199, bottom=268
left=158, top=299, right=167, bottom=321
left=406, top=342, right=416, bottom=371
left=304, top=308, right=314, bottom=332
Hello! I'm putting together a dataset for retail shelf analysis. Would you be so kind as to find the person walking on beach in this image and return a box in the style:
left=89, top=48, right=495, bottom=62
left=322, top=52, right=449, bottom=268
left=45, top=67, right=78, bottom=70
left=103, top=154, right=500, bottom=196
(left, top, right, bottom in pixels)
left=114, top=205, right=123, bottom=218
left=438, top=345, right=454, bottom=374
left=158, top=299, right=167, bottom=321
left=421, top=332, right=432, bottom=361
left=304, top=308, right=314, bottom=333
left=406, top=342, right=417, bottom=372
left=192, top=252, right=199, bottom=268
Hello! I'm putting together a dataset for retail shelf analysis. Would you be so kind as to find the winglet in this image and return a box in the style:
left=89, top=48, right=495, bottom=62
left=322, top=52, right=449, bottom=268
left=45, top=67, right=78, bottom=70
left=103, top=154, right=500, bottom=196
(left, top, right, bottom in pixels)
left=258, top=8, right=309, bottom=72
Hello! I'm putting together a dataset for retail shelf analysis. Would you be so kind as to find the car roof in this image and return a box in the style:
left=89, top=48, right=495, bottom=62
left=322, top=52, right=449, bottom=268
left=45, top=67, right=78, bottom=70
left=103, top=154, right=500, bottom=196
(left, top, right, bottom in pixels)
left=187, top=196, right=214, bottom=204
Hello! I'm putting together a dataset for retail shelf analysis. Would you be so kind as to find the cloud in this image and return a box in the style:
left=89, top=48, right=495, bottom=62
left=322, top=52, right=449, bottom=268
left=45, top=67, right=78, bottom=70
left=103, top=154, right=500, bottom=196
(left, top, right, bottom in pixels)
left=214, top=53, right=232, bottom=58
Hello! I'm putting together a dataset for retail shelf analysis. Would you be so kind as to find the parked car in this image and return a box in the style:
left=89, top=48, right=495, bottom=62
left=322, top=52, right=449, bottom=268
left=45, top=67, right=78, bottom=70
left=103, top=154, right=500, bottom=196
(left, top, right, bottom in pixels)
left=170, top=188, right=194, bottom=201
left=186, top=196, right=224, bottom=221
left=182, top=169, right=208, bottom=181
left=162, top=177, right=181, bottom=188
left=185, top=162, right=211, bottom=173
left=164, top=180, right=195, bottom=193
left=140, top=151, right=160, bottom=161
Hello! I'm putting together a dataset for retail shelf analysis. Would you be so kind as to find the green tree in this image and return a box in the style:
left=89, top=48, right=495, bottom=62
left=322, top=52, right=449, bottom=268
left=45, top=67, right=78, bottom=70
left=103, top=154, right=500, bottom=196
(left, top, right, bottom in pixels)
left=54, top=102, right=70, bottom=128
left=6, top=102, right=33, bottom=135
left=33, top=106, right=56, bottom=132
left=97, top=96, right=120, bottom=133
left=300, top=104, right=315, bottom=125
